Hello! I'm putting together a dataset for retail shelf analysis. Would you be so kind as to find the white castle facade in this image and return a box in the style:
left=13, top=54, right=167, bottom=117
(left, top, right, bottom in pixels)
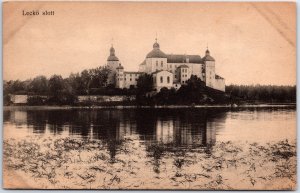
left=105, top=40, right=225, bottom=92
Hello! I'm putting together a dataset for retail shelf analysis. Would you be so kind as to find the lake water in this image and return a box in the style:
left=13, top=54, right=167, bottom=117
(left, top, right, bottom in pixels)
left=4, top=106, right=296, bottom=147
left=3, top=106, right=297, bottom=189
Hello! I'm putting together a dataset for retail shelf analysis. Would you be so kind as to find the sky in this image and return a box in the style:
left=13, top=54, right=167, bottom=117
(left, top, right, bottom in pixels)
left=3, top=2, right=296, bottom=85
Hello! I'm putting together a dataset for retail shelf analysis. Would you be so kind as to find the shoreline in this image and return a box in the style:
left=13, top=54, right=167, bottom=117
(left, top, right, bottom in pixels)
left=3, top=103, right=296, bottom=110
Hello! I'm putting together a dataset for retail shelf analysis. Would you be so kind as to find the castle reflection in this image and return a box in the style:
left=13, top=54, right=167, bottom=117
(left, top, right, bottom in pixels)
left=4, top=108, right=227, bottom=158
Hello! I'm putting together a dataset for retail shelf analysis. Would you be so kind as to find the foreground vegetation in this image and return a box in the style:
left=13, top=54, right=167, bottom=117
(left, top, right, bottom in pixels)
left=3, top=136, right=296, bottom=189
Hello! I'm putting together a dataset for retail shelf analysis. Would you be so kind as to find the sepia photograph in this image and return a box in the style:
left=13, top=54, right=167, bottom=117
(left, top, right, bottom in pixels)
left=3, top=1, right=296, bottom=190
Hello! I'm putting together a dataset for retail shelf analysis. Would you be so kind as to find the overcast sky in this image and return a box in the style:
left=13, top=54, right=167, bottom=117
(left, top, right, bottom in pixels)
left=4, top=2, right=296, bottom=85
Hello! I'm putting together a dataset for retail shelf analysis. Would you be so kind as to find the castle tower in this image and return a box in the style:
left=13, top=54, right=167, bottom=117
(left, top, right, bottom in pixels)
left=145, top=39, right=167, bottom=73
left=202, top=49, right=215, bottom=88
left=116, top=63, right=124, bottom=89
left=106, top=45, right=119, bottom=85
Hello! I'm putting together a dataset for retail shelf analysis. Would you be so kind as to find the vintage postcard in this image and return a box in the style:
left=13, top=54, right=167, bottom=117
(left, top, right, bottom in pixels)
left=3, top=1, right=296, bottom=190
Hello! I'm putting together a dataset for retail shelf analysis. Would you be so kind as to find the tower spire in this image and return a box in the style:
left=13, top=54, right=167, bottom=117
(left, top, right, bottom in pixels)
left=206, top=43, right=210, bottom=56
left=155, top=32, right=158, bottom=43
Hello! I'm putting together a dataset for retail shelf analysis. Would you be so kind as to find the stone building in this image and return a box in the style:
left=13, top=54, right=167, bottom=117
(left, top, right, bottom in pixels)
left=106, top=39, right=225, bottom=92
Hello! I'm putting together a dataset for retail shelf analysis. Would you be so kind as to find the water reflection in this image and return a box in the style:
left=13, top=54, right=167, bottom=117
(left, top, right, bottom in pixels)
left=4, top=109, right=225, bottom=153
left=4, top=107, right=296, bottom=160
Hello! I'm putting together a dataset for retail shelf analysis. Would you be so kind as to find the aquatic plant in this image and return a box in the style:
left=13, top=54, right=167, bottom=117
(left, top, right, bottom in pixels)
left=3, top=137, right=296, bottom=190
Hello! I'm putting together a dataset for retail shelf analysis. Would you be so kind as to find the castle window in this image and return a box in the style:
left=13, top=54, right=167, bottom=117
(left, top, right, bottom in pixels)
left=167, top=76, right=170, bottom=83
left=161, top=61, right=163, bottom=67
left=160, top=76, right=163, bottom=83
left=156, top=61, right=158, bottom=66
left=175, top=75, right=177, bottom=78
left=125, top=78, right=126, bottom=81
left=130, top=78, right=132, bottom=81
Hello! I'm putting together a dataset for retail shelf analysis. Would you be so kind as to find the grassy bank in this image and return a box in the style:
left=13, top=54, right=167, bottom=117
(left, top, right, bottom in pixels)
left=3, top=136, right=296, bottom=190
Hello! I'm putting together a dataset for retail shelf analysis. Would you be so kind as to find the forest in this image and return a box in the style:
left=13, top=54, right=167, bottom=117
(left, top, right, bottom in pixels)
left=225, top=84, right=296, bottom=104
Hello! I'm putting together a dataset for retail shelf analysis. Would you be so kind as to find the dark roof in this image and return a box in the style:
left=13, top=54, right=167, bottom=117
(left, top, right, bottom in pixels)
left=107, top=55, right=119, bottom=61
left=215, top=74, right=224, bottom=79
left=202, top=49, right=215, bottom=61
left=202, top=55, right=215, bottom=62
left=166, top=54, right=203, bottom=64
left=146, top=41, right=167, bottom=58
left=146, top=49, right=167, bottom=58
left=116, top=65, right=124, bottom=69
left=107, top=46, right=119, bottom=61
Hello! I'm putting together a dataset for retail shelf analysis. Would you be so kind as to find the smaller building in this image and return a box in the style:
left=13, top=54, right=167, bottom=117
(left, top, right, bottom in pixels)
left=116, top=63, right=144, bottom=89
left=10, top=95, right=28, bottom=104
left=152, top=70, right=173, bottom=91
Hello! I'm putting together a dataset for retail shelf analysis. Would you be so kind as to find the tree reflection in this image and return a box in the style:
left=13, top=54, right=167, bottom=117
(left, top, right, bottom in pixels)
left=6, top=108, right=227, bottom=160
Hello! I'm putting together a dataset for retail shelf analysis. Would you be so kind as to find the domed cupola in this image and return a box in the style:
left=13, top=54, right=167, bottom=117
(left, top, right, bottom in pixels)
left=202, top=48, right=215, bottom=62
left=110, top=46, right=115, bottom=53
left=107, top=46, right=119, bottom=61
left=146, top=39, right=167, bottom=58
left=153, top=42, right=160, bottom=49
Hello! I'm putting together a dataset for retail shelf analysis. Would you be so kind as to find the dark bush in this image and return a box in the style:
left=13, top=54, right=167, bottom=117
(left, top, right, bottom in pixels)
left=27, top=96, right=46, bottom=106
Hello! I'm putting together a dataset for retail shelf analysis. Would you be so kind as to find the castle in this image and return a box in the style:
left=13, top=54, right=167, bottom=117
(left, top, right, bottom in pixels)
left=105, top=39, right=225, bottom=92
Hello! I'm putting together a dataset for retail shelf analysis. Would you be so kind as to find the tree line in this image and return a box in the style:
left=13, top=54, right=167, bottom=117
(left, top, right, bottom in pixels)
left=4, top=68, right=296, bottom=105
left=4, top=67, right=111, bottom=95
left=4, top=66, right=120, bottom=105
left=225, top=84, right=296, bottom=103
